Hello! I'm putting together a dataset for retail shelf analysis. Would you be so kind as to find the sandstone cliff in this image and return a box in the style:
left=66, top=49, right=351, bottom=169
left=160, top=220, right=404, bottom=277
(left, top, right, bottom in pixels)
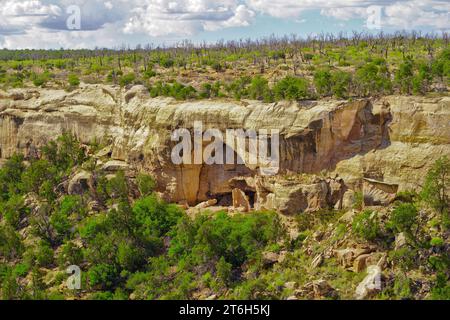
left=0, top=85, right=448, bottom=211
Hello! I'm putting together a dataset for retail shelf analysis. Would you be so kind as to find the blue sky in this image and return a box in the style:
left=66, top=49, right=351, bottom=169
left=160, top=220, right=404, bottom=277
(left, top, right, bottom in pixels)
left=0, top=0, right=448, bottom=49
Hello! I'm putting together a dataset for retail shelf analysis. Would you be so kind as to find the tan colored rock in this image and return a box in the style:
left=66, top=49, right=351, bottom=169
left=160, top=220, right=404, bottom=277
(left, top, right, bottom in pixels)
left=311, top=280, right=336, bottom=298
left=262, top=252, right=279, bottom=266
left=353, top=254, right=371, bottom=273
left=195, top=199, right=218, bottom=209
left=335, top=246, right=376, bottom=269
left=0, top=86, right=448, bottom=207
left=232, top=188, right=250, bottom=212
left=363, top=178, right=398, bottom=206
left=102, top=160, right=129, bottom=172
left=340, top=190, right=356, bottom=210
left=68, top=171, right=93, bottom=195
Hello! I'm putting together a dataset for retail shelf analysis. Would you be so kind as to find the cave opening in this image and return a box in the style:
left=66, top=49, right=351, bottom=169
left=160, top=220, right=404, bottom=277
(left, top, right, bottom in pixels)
left=246, top=191, right=256, bottom=208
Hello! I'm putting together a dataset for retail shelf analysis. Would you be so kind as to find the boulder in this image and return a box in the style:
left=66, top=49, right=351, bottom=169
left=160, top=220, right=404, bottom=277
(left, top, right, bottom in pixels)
left=334, top=246, right=376, bottom=269
left=232, top=188, right=251, bottom=212
left=363, top=178, right=398, bottom=206
left=68, top=171, right=93, bottom=195
left=262, top=252, right=279, bottom=267
left=102, top=160, right=129, bottom=172
left=340, top=190, right=356, bottom=210
left=195, top=199, right=218, bottom=209
left=355, top=265, right=382, bottom=300
left=312, top=280, right=336, bottom=298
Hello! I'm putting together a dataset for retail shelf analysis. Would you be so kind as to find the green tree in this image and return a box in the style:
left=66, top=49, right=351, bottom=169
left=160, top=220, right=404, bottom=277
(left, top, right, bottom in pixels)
left=388, top=203, right=418, bottom=238
left=0, top=194, right=29, bottom=228
left=248, top=76, right=272, bottom=102
left=132, top=194, right=183, bottom=238
left=216, top=256, right=232, bottom=285
left=355, top=62, right=391, bottom=96
left=421, top=156, right=449, bottom=226
left=314, top=69, right=332, bottom=97
left=0, top=225, right=24, bottom=260
left=331, top=71, right=352, bottom=99
left=136, top=173, right=156, bottom=197
left=273, top=76, right=310, bottom=101
left=395, top=57, right=414, bottom=94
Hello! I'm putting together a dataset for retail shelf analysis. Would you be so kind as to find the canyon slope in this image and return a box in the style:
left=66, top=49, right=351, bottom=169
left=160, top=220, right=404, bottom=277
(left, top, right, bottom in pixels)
left=0, top=85, right=449, bottom=212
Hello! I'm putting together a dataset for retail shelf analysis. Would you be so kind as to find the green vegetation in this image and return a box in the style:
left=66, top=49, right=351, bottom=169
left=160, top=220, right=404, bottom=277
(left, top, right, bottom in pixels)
left=352, top=210, right=380, bottom=241
left=0, top=33, right=448, bottom=101
left=421, top=156, right=449, bottom=228
left=0, top=137, right=448, bottom=300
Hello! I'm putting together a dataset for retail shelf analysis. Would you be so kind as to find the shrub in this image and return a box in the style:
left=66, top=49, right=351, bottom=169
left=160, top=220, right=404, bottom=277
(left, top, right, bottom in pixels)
left=331, top=71, right=352, bottom=98
left=68, top=74, right=80, bottom=87
left=273, top=76, right=310, bottom=101
left=32, top=72, right=50, bottom=87
left=395, top=57, right=414, bottom=94
left=393, top=272, right=412, bottom=299
left=119, top=73, right=135, bottom=86
left=430, top=237, right=444, bottom=247
left=199, top=83, right=212, bottom=98
left=136, top=173, right=156, bottom=197
left=57, top=242, right=83, bottom=268
left=106, top=171, right=129, bottom=201
left=421, top=156, right=449, bottom=223
left=226, top=76, right=251, bottom=100
left=132, top=194, right=183, bottom=237
left=169, top=211, right=283, bottom=270
left=88, top=264, right=117, bottom=290
left=352, top=191, right=364, bottom=210
left=50, top=210, right=72, bottom=242
left=389, top=247, right=417, bottom=271
left=431, top=273, right=450, bottom=300
left=388, top=203, right=418, bottom=236
left=395, top=190, right=417, bottom=203
left=355, top=62, right=391, bottom=96
left=34, top=241, right=54, bottom=268
left=248, top=76, right=272, bottom=102
left=314, top=69, right=332, bottom=96
left=0, top=194, right=29, bottom=228
left=352, top=210, right=380, bottom=241
left=0, top=225, right=24, bottom=260
left=216, top=256, right=232, bottom=285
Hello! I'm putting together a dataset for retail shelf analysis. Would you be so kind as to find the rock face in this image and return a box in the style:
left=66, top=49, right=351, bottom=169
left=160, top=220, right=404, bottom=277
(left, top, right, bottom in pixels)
left=0, top=85, right=449, bottom=208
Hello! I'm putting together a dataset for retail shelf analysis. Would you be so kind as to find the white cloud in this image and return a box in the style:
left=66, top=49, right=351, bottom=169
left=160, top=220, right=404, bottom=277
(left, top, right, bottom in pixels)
left=246, top=0, right=450, bottom=30
left=0, top=0, right=448, bottom=49
left=124, top=0, right=255, bottom=36
left=0, top=0, right=61, bottom=16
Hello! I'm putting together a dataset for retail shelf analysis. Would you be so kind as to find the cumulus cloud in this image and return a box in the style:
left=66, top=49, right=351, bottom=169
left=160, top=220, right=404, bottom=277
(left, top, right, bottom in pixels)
left=0, top=0, right=448, bottom=49
left=123, top=0, right=255, bottom=37
left=247, top=0, right=450, bottom=30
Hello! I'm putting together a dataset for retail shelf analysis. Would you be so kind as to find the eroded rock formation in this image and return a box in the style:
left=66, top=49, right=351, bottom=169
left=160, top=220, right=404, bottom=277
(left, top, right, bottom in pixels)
left=0, top=85, right=449, bottom=211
